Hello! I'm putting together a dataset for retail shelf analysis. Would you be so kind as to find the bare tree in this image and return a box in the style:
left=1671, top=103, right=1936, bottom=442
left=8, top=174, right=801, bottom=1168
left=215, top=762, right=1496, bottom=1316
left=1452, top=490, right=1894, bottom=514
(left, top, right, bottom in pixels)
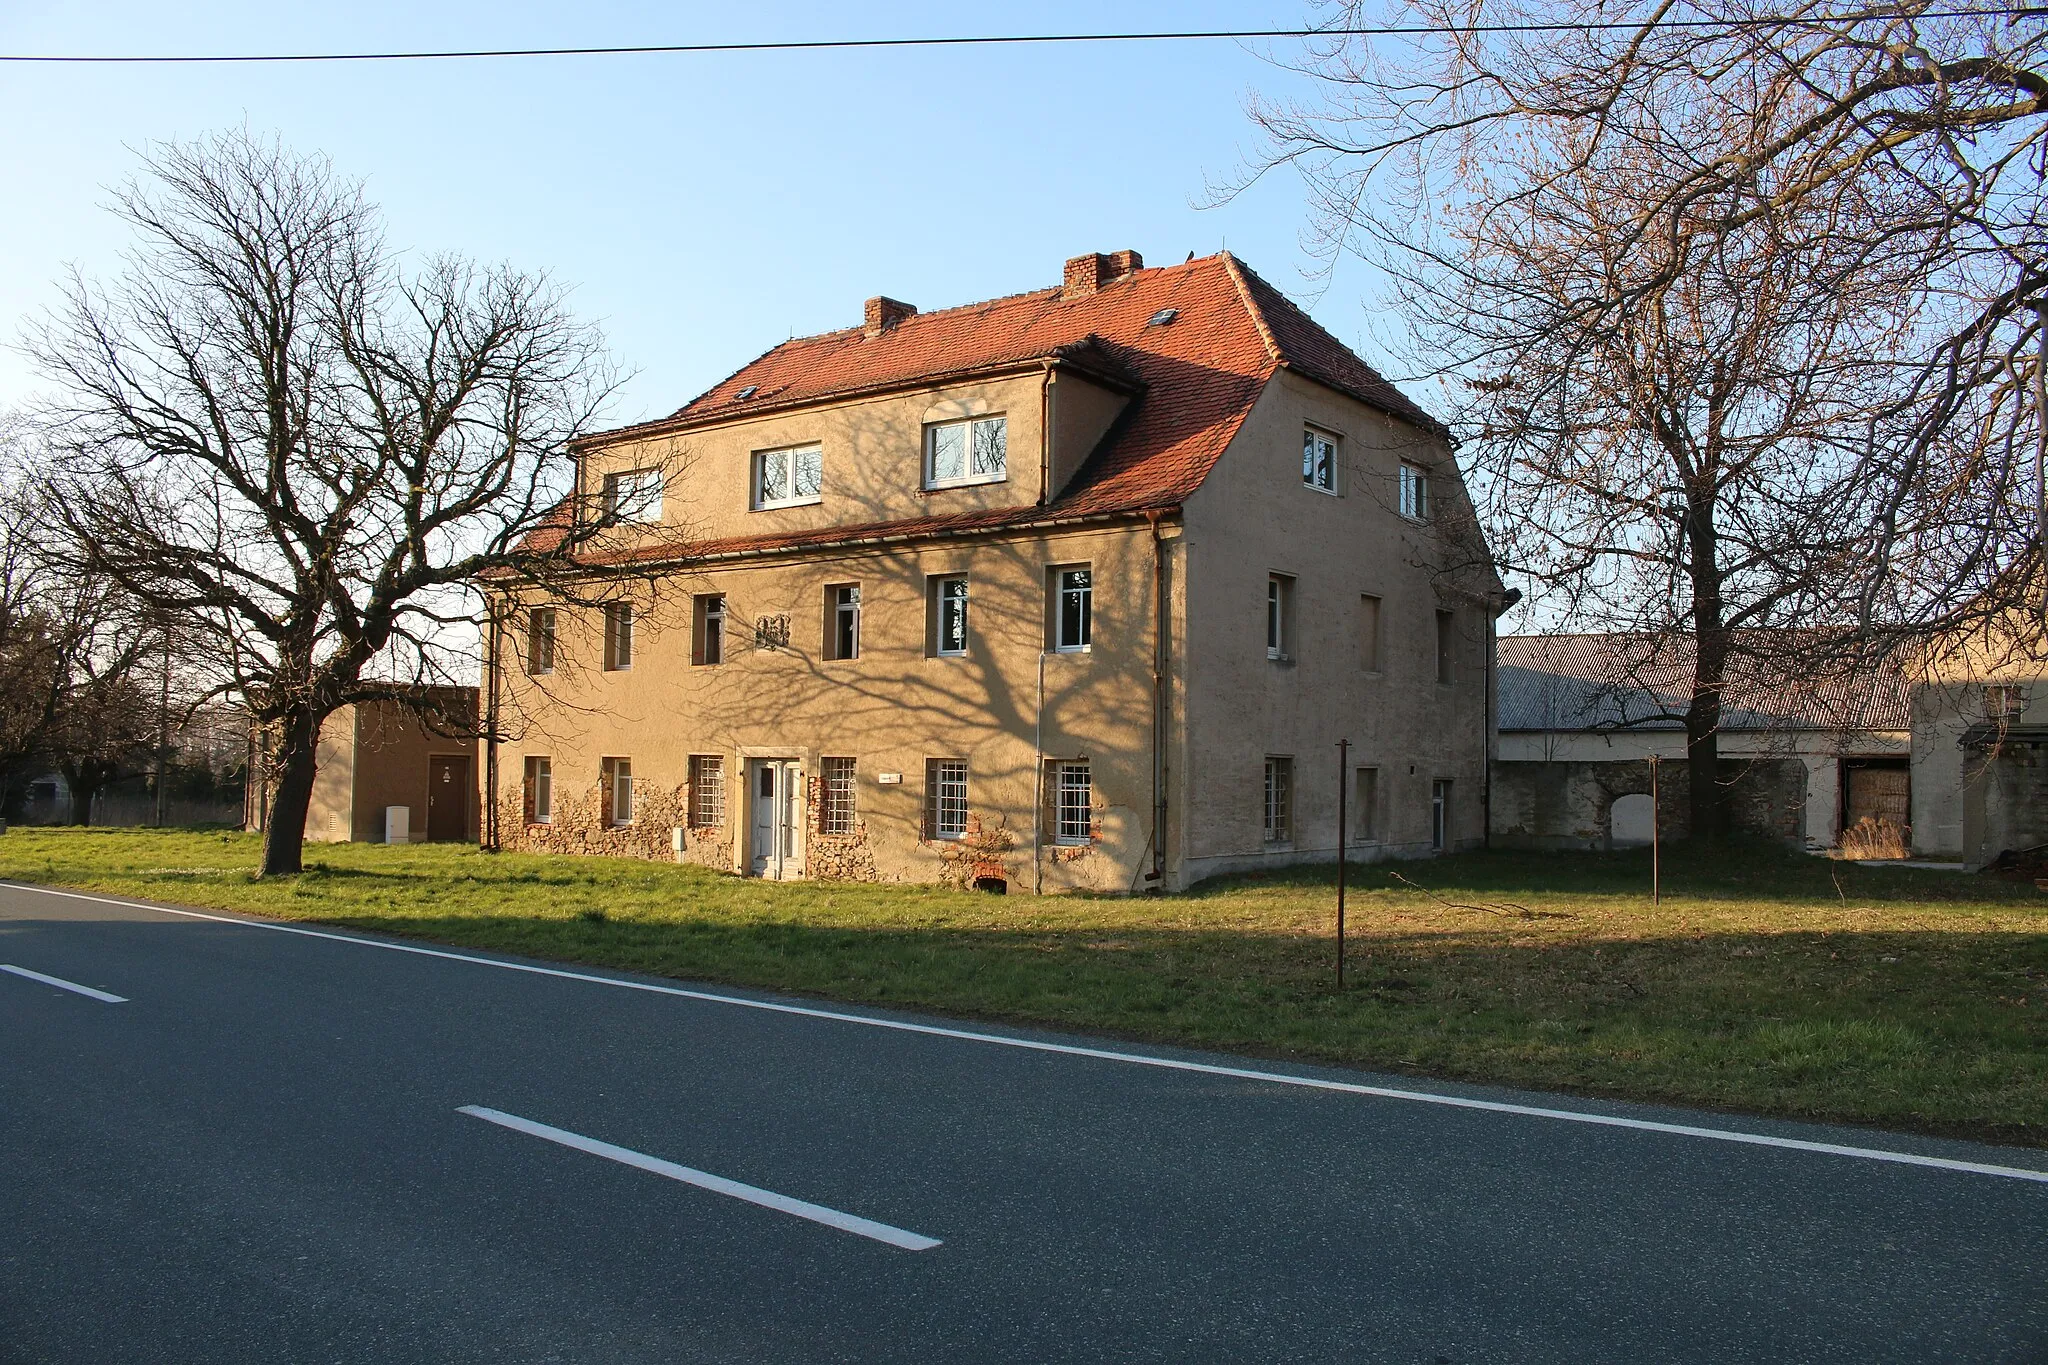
left=1252, top=0, right=2043, bottom=634
left=26, top=130, right=653, bottom=874
left=0, top=447, right=164, bottom=820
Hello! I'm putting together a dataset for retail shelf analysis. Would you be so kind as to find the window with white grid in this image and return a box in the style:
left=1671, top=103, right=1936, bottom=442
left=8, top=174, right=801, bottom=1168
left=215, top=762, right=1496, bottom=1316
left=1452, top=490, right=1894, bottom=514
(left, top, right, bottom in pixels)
left=688, top=755, right=725, bottom=829
left=1054, top=762, right=1091, bottom=845
left=821, top=757, right=856, bottom=835
left=926, top=759, right=968, bottom=840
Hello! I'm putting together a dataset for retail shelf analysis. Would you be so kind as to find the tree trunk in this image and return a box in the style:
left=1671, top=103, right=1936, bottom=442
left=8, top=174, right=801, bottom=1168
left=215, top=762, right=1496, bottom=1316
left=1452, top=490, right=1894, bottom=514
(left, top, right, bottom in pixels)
left=258, top=709, right=321, bottom=877
left=69, top=787, right=92, bottom=826
left=1685, top=494, right=1731, bottom=842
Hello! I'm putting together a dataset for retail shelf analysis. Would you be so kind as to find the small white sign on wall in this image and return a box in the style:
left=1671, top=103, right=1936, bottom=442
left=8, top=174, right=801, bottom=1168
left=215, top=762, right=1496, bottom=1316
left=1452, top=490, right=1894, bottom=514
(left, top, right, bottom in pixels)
left=876, top=772, right=903, bottom=785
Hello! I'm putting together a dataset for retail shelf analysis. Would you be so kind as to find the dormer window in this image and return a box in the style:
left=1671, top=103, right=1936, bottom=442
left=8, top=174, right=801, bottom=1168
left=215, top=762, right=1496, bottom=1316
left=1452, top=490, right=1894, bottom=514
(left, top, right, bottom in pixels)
left=926, top=415, right=1006, bottom=489
left=754, top=444, right=823, bottom=509
left=602, top=468, right=662, bottom=523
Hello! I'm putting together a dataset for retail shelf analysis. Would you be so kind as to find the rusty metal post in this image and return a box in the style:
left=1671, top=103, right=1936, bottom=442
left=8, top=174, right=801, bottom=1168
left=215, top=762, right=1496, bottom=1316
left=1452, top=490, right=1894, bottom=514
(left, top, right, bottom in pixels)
left=1336, top=737, right=1349, bottom=991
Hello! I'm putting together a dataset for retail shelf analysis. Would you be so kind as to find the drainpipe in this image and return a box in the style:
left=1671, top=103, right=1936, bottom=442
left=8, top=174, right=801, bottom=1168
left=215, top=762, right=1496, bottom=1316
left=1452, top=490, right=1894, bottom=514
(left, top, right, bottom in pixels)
left=1039, top=364, right=1055, bottom=506
left=1148, top=510, right=1169, bottom=888
left=1033, top=646, right=1046, bottom=895
left=1485, top=587, right=1523, bottom=851
left=483, top=593, right=501, bottom=852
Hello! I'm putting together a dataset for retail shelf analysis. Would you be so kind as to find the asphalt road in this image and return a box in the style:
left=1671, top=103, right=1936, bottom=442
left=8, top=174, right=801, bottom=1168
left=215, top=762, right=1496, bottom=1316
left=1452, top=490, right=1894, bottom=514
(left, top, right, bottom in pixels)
left=3, top=879, right=2045, bottom=1364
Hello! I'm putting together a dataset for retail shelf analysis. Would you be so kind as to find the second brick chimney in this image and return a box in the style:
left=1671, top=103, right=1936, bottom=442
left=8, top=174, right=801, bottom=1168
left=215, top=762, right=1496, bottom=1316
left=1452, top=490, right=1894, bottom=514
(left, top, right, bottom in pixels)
left=1062, top=250, right=1145, bottom=300
left=864, top=295, right=917, bottom=338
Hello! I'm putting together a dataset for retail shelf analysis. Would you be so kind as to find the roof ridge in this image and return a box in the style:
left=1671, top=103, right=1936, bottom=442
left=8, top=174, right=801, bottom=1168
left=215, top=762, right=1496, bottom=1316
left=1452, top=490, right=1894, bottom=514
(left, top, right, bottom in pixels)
left=1216, top=251, right=1283, bottom=369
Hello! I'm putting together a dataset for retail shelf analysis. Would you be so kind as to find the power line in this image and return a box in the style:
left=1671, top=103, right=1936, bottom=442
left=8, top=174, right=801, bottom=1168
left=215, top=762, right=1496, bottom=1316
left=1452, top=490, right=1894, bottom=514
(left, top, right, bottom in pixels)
left=0, top=12, right=2032, bottom=65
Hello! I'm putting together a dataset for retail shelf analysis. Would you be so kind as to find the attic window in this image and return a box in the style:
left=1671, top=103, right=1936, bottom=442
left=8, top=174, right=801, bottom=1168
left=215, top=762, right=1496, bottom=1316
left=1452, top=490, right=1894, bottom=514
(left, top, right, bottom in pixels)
left=1149, top=308, right=1179, bottom=326
left=735, top=385, right=758, bottom=400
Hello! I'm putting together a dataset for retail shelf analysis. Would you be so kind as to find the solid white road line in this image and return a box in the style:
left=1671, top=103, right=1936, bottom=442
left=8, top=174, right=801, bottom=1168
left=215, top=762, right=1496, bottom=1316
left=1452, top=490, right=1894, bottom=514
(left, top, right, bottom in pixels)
left=0, top=963, right=127, bottom=1003
left=11, top=880, right=2048, bottom=1186
left=458, top=1105, right=942, bottom=1250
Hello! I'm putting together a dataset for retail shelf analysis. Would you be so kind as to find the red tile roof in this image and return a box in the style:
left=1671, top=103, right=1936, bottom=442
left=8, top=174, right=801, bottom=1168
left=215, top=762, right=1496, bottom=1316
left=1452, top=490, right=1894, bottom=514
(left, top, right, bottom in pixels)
left=555, top=252, right=1439, bottom=558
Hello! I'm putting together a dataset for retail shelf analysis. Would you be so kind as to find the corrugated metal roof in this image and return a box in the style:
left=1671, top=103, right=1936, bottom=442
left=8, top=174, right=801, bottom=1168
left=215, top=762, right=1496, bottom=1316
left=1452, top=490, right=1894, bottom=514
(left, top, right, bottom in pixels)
left=1498, top=632, right=1910, bottom=733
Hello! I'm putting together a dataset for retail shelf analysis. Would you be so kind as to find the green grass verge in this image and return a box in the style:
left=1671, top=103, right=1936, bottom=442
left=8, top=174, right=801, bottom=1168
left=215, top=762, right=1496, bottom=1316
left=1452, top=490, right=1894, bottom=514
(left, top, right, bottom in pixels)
left=6, top=826, right=2047, bottom=1145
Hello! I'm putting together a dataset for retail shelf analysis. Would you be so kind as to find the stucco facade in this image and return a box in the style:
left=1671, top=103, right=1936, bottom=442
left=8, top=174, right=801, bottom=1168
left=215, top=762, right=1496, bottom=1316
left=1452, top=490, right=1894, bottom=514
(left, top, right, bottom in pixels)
left=251, top=693, right=480, bottom=845
left=486, top=250, right=1501, bottom=892
left=1909, top=624, right=2047, bottom=866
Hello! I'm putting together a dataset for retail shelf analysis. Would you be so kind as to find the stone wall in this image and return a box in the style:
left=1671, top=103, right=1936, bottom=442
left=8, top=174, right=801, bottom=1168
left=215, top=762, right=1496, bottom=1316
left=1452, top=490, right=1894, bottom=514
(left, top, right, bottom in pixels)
left=1491, top=756, right=1807, bottom=848
left=498, top=781, right=705, bottom=863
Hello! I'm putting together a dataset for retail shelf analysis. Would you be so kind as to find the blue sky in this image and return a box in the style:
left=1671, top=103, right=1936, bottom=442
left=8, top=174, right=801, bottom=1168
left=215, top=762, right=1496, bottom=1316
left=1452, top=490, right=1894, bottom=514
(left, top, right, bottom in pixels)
left=0, top=1, right=1418, bottom=426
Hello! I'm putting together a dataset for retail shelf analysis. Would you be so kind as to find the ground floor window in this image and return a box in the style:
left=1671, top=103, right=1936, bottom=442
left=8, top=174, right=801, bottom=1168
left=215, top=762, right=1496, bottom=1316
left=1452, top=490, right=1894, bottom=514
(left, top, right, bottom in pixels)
left=1431, top=779, right=1451, bottom=851
left=1264, top=757, right=1292, bottom=845
left=1054, top=761, right=1092, bottom=844
left=926, top=759, right=968, bottom=839
left=603, top=757, right=634, bottom=826
left=688, top=755, right=725, bottom=829
left=524, top=756, right=552, bottom=824
left=821, top=756, right=857, bottom=835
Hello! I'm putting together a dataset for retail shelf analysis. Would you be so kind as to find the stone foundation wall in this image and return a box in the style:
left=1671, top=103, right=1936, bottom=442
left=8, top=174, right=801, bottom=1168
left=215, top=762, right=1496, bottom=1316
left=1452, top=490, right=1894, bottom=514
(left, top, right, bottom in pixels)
left=804, top=774, right=879, bottom=881
left=499, top=782, right=712, bottom=863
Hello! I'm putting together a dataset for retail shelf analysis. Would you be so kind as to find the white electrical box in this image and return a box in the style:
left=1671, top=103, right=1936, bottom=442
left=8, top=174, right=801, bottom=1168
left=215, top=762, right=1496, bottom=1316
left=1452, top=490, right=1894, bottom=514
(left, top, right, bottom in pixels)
left=384, top=806, right=410, bottom=844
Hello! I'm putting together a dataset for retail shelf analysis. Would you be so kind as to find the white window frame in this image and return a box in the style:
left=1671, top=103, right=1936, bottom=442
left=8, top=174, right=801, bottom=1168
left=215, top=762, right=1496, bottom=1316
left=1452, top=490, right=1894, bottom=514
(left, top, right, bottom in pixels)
left=604, top=468, right=664, bottom=523
left=606, top=757, right=634, bottom=827
left=928, top=759, right=969, bottom=840
left=697, top=594, right=725, bottom=666
left=1055, top=566, right=1092, bottom=653
left=1267, top=575, right=1294, bottom=661
left=821, top=757, right=857, bottom=836
left=1303, top=427, right=1339, bottom=494
left=527, top=607, right=556, bottom=676
left=753, top=444, right=824, bottom=510
left=1987, top=684, right=2028, bottom=721
left=604, top=602, right=634, bottom=671
left=830, top=584, right=861, bottom=661
left=688, top=755, right=725, bottom=829
left=526, top=756, right=552, bottom=825
left=935, top=576, right=969, bottom=657
left=1264, top=756, right=1293, bottom=845
left=925, top=415, right=1008, bottom=490
left=1399, top=462, right=1430, bottom=520
left=1054, top=762, right=1092, bottom=845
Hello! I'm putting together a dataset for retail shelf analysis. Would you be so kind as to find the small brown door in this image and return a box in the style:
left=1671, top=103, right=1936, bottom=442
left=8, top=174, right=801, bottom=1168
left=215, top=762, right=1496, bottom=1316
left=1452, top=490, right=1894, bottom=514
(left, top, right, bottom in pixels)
left=427, top=755, right=470, bottom=842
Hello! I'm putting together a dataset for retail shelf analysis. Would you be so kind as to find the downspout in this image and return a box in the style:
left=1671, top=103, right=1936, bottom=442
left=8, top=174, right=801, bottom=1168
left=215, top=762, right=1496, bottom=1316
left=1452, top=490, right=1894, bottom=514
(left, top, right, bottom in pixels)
left=1485, top=587, right=1522, bottom=851
left=483, top=593, right=501, bottom=852
left=1039, top=364, right=1055, bottom=505
left=1148, top=510, right=1169, bottom=887
left=1033, top=647, right=1046, bottom=895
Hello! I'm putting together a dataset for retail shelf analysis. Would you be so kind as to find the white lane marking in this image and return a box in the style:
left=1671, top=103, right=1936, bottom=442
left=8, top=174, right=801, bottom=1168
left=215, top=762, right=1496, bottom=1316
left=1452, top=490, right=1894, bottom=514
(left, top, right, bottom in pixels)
left=458, top=1105, right=941, bottom=1250
left=11, top=880, right=2048, bottom=1186
left=0, top=963, right=127, bottom=1003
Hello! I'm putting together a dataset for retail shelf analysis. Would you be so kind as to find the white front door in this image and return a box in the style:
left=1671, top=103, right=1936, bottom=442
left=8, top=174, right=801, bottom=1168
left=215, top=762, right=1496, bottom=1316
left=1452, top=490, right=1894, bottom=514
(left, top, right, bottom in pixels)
left=748, top=759, right=804, bottom=879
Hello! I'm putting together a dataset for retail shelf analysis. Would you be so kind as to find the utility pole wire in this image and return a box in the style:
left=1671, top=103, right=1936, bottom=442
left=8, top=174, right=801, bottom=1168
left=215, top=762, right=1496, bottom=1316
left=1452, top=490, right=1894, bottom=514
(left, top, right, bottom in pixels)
left=0, top=13, right=2034, bottom=65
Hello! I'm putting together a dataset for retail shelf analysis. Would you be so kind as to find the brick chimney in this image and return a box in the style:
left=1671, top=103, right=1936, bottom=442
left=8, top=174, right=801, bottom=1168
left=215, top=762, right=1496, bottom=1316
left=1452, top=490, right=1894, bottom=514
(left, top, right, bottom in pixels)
left=864, top=296, right=917, bottom=338
left=1062, top=250, right=1145, bottom=300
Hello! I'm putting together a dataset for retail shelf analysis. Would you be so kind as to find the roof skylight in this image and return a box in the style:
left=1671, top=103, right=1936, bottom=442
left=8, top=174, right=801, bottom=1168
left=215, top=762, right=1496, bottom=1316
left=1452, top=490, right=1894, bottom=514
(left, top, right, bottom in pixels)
left=1149, top=308, right=1179, bottom=326
left=735, top=385, right=758, bottom=400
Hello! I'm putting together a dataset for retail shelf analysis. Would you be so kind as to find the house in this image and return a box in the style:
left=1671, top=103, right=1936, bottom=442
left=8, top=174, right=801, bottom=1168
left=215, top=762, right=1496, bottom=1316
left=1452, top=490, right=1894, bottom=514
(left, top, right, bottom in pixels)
left=1909, top=622, right=2047, bottom=867
left=486, top=249, right=1504, bottom=892
left=246, top=689, right=479, bottom=844
left=1491, top=633, right=1911, bottom=850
